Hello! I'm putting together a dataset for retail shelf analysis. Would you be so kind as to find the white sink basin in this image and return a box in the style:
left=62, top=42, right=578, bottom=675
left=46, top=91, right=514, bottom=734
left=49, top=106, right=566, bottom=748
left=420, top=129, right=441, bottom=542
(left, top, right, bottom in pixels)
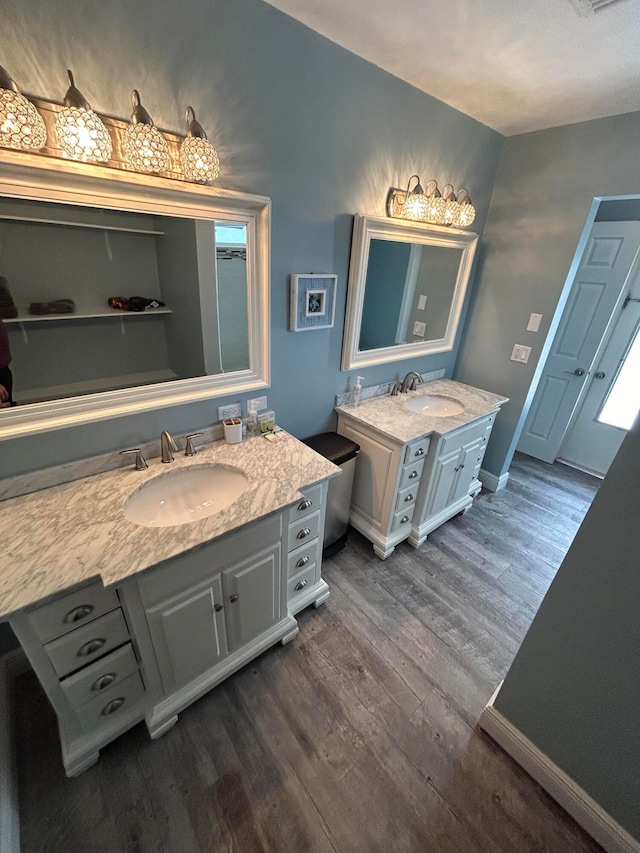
left=404, top=394, right=465, bottom=417
left=124, top=464, right=249, bottom=527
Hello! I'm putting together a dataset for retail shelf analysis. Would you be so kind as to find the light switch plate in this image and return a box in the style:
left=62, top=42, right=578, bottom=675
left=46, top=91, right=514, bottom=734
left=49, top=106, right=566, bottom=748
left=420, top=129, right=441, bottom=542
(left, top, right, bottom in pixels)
left=527, top=313, right=542, bottom=332
left=511, top=344, right=531, bottom=364
left=417, top=294, right=427, bottom=311
left=248, top=395, right=267, bottom=412
left=218, top=402, right=242, bottom=420
left=413, top=321, right=426, bottom=337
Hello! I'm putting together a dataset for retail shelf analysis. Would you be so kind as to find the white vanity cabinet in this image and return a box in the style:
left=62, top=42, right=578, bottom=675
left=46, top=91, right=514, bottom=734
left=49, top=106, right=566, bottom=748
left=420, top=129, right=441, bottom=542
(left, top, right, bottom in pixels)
left=337, top=413, right=430, bottom=559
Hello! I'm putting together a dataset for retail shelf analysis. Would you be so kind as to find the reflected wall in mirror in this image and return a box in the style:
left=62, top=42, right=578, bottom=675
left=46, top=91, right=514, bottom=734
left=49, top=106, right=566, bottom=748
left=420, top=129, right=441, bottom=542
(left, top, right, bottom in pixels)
left=342, top=215, right=478, bottom=371
left=0, top=151, right=270, bottom=439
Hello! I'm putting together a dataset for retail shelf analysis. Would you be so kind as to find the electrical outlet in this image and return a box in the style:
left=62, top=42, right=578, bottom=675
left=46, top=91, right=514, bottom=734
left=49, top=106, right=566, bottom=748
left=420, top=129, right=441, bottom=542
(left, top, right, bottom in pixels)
left=248, top=395, right=267, bottom=412
left=417, top=294, right=427, bottom=311
left=511, top=344, right=531, bottom=364
left=527, top=313, right=542, bottom=332
left=218, top=402, right=242, bottom=420
left=413, top=321, right=426, bottom=337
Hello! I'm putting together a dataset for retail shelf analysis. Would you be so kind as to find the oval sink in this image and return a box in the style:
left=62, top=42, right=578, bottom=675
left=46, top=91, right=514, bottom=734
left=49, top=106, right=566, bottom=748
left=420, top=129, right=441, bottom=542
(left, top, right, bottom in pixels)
left=404, top=394, right=465, bottom=417
left=124, top=464, right=249, bottom=527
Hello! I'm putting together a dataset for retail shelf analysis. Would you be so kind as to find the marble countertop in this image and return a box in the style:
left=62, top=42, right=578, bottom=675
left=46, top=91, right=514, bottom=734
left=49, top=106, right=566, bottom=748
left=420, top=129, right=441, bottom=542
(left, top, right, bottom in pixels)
left=335, top=378, right=508, bottom=445
left=0, top=432, right=340, bottom=619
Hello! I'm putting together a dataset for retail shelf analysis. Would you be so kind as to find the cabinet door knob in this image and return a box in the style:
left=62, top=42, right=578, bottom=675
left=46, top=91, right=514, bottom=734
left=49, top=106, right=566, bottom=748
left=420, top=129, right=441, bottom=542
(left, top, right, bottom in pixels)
left=229, top=594, right=239, bottom=603
left=78, top=638, right=106, bottom=657
left=296, top=555, right=310, bottom=568
left=460, top=463, right=465, bottom=469
left=294, top=579, right=308, bottom=591
left=404, top=494, right=413, bottom=502
left=297, top=527, right=311, bottom=539
left=400, top=515, right=410, bottom=524
left=214, top=603, right=224, bottom=612
left=409, top=471, right=418, bottom=479
left=297, top=498, right=313, bottom=511
left=455, top=466, right=460, bottom=472
left=92, top=673, right=116, bottom=692
left=64, top=604, right=94, bottom=624
left=415, top=448, right=424, bottom=456
left=101, top=697, right=125, bottom=716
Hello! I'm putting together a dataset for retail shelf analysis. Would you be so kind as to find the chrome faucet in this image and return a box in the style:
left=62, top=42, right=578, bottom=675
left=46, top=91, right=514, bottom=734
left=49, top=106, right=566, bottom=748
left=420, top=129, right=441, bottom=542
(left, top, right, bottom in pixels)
left=401, top=371, right=424, bottom=393
left=390, top=380, right=402, bottom=396
left=160, top=430, right=178, bottom=463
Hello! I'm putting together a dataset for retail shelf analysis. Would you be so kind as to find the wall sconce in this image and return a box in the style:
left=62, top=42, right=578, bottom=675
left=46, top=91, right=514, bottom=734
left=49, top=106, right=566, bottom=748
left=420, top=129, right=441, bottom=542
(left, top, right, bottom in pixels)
left=180, top=106, right=220, bottom=183
left=123, top=90, right=170, bottom=174
left=387, top=176, right=476, bottom=228
left=0, top=65, right=47, bottom=151
left=55, top=69, right=112, bottom=162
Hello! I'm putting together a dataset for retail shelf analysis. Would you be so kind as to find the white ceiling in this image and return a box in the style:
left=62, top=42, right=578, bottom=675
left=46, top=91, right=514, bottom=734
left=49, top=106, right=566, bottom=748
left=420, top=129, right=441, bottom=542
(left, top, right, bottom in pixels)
left=262, top=0, right=640, bottom=135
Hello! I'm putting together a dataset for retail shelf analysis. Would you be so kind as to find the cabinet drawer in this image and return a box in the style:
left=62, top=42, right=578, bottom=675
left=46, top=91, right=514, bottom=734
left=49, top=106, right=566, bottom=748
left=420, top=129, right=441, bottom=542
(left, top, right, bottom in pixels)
left=395, top=483, right=418, bottom=512
left=60, top=643, right=139, bottom=709
left=288, top=510, right=320, bottom=552
left=391, top=504, right=415, bottom=533
left=287, top=483, right=323, bottom=523
left=45, top=608, right=130, bottom=678
left=440, top=416, right=493, bottom=455
left=28, top=582, right=120, bottom=644
left=287, top=538, right=320, bottom=577
left=287, top=564, right=317, bottom=603
left=403, top=437, right=430, bottom=465
left=399, top=459, right=424, bottom=490
left=74, top=671, right=145, bottom=735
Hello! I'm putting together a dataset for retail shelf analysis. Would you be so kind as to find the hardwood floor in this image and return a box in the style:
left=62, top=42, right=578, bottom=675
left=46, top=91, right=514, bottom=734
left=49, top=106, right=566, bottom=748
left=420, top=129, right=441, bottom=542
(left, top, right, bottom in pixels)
left=14, top=454, right=603, bottom=852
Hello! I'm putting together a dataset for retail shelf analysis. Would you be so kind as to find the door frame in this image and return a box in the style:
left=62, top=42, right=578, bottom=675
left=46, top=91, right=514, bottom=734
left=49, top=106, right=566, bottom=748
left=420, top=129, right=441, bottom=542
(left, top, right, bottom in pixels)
left=510, top=194, right=640, bottom=468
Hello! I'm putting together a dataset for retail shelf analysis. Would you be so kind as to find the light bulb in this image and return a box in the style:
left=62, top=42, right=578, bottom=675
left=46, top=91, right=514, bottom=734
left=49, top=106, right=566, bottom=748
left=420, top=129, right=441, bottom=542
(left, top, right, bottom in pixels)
left=0, top=65, right=47, bottom=151
left=180, top=106, right=220, bottom=182
left=54, top=70, right=111, bottom=162
left=123, top=90, right=169, bottom=174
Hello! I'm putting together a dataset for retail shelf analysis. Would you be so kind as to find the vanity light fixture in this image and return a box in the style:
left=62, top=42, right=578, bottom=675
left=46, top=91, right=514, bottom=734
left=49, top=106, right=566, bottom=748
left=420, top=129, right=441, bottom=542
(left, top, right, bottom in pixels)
left=123, top=89, right=170, bottom=174
left=180, top=106, right=220, bottom=182
left=54, top=69, right=112, bottom=162
left=386, top=176, right=475, bottom=228
left=0, top=64, right=47, bottom=151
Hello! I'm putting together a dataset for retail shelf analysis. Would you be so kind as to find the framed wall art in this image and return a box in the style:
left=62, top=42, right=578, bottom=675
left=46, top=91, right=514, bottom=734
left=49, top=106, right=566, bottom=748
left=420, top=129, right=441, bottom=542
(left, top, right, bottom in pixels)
left=289, top=274, right=337, bottom=332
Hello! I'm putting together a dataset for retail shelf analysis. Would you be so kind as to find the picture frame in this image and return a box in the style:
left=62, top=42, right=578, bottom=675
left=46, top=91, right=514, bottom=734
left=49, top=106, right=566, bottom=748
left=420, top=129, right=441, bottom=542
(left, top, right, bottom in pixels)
left=289, top=274, right=337, bottom=332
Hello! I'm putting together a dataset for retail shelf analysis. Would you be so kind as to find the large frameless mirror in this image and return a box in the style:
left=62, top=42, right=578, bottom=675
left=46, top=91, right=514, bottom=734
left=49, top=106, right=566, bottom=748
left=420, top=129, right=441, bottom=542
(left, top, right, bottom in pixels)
left=341, top=214, right=478, bottom=370
left=0, top=153, right=270, bottom=439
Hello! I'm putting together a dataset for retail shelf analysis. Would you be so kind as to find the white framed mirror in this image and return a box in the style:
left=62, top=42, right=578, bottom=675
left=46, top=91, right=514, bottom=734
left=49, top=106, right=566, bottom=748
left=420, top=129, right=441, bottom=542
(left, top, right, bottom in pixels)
left=0, top=151, right=270, bottom=440
left=341, top=214, right=478, bottom=370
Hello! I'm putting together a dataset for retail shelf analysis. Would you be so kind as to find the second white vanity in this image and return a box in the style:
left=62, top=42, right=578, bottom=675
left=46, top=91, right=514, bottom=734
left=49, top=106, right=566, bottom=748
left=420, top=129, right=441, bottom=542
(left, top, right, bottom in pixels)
left=336, top=378, right=508, bottom=559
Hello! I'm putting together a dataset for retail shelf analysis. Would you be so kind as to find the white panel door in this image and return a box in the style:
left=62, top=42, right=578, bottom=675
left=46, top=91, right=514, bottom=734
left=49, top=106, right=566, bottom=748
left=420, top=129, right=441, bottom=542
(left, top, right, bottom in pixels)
left=518, top=222, right=640, bottom=463
left=222, top=544, right=280, bottom=653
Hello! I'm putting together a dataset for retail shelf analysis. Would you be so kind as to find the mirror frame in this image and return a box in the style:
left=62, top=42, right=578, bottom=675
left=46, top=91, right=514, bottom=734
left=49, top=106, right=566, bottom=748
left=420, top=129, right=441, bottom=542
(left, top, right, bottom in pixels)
left=341, top=214, right=478, bottom=371
left=0, top=149, right=270, bottom=440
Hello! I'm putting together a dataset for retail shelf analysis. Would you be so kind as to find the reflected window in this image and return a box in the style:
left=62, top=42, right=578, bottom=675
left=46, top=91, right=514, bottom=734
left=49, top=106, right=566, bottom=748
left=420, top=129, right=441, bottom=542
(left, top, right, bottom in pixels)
left=598, top=321, right=640, bottom=430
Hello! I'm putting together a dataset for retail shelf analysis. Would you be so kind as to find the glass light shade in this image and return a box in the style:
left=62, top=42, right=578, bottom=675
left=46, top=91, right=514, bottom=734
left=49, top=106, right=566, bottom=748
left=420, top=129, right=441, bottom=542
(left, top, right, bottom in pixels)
left=403, top=190, right=428, bottom=221
left=0, top=89, right=47, bottom=150
left=55, top=107, right=112, bottom=162
left=443, top=198, right=460, bottom=226
left=123, top=123, right=169, bottom=173
left=455, top=200, right=476, bottom=227
left=180, top=135, right=220, bottom=182
left=425, top=195, right=446, bottom=225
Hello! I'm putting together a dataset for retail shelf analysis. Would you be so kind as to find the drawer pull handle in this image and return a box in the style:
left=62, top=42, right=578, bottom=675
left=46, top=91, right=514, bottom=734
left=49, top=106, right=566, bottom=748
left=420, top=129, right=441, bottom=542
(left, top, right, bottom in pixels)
left=297, top=498, right=313, bottom=511
left=214, top=603, right=224, bottom=612
left=101, top=697, right=125, bottom=716
left=477, top=457, right=481, bottom=462
left=78, top=638, right=106, bottom=657
left=64, top=604, right=94, bottom=624
left=297, top=527, right=311, bottom=540
left=482, top=436, right=487, bottom=442
left=229, top=594, right=239, bottom=603
left=409, top=471, right=418, bottom=479
left=92, top=673, right=116, bottom=692
left=404, top=494, right=414, bottom=502
left=296, top=555, right=310, bottom=568
left=415, top=448, right=425, bottom=456
left=295, top=579, right=308, bottom=591
left=400, top=516, right=410, bottom=524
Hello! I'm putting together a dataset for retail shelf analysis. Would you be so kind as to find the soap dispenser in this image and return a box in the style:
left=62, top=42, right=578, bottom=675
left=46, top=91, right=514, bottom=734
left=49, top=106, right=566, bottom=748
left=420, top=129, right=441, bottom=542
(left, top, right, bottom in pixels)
left=353, top=376, right=364, bottom=407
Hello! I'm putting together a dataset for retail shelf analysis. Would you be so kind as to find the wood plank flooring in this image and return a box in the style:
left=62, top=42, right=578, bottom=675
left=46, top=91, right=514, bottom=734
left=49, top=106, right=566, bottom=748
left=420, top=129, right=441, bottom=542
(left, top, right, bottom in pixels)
left=14, top=453, right=603, bottom=852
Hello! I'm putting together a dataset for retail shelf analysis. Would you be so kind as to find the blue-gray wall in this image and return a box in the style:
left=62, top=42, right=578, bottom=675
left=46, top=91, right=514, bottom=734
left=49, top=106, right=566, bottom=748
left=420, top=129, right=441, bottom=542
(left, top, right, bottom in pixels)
left=494, top=411, right=640, bottom=840
left=455, top=111, right=640, bottom=477
left=0, top=0, right=503, bottom=479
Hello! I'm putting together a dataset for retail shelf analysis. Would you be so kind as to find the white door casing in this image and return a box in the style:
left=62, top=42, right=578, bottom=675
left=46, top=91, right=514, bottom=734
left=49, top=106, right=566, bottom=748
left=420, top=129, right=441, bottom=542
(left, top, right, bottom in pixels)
left=518, top=221, right=640, bottom=463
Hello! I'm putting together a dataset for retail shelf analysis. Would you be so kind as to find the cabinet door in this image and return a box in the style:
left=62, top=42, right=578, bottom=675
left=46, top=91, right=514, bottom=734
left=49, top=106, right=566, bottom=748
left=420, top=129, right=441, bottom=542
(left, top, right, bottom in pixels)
left=451, top=439, right=484, bottom=504
left=223, top=544, right=281, bottom=653
left=426, top=448, right=461, bottom=517
left=146, top=574, right=228, bottom=694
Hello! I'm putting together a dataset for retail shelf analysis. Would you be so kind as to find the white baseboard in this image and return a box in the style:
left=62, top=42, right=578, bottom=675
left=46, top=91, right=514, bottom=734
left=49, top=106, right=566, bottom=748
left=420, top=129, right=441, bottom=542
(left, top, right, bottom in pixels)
left=480, top=684, right=639, bottom=853
left=0, top=648, right=27, bottom=853
left=479, top=469, right=510, bottom=493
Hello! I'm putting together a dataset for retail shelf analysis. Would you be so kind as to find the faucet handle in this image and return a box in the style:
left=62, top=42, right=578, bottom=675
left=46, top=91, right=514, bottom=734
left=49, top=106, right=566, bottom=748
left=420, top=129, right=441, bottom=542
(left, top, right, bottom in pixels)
left=390, top=380, right=402, bottom=397
left=185, top=432, right=204, bottom=457
left=119, top=448, right=148, bottom=470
